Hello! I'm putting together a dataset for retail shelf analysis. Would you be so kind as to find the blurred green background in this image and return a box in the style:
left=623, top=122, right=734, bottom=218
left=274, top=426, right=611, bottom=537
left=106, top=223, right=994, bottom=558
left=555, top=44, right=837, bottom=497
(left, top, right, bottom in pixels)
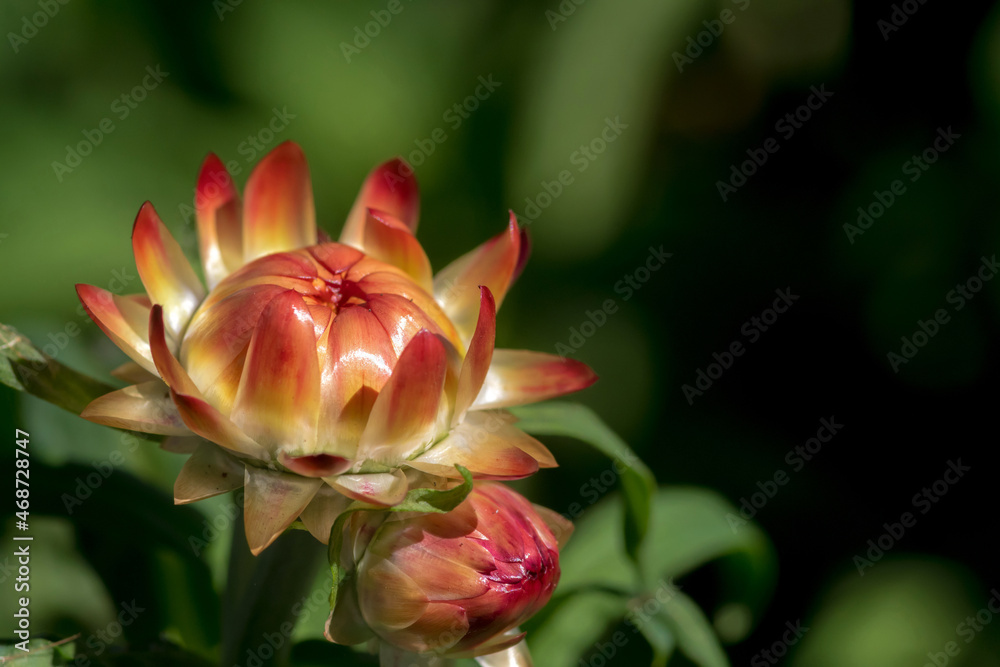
left=3, top=0, right=1000, bottom=664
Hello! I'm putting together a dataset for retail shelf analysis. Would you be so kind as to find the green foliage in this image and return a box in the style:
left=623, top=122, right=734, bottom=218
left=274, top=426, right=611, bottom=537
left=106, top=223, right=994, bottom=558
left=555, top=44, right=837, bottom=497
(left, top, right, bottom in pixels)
left=512, top=402, right=657, bottom=567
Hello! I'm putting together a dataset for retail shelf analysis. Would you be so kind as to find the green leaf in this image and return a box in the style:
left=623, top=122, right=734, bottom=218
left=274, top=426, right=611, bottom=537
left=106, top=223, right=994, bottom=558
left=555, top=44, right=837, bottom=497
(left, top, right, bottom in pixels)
left=511, top=402, right=656, bottom=567
left=524, top=590, right=631, bottom=667
left=327, top=465, right=473, bottom=609
left=540, top=487, right=775, bottom=664
left=0, top=322, right=116, bottom=415
left=0, top=637, right=77, bottom=665
left=658, top=591, right=730, bottom=667
left=634, top=613, right=676, bottom=667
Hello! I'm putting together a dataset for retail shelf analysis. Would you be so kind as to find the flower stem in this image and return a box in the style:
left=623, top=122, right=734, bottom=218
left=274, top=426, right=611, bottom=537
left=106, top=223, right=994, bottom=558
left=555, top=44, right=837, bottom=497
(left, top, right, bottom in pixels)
left=221, top=503, right=326, bottom=667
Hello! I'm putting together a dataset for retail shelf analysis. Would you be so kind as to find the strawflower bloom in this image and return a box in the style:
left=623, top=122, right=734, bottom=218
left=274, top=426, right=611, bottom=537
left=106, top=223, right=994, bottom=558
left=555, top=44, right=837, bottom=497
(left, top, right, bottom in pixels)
left=326, top=482, right=571, bottom=665
left=76, top=142, right=596, bottom=554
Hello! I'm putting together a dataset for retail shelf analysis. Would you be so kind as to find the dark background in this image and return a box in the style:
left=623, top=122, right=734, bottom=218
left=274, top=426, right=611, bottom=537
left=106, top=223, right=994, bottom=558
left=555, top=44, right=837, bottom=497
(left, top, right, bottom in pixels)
left=2, top=0, right=999, bottom=665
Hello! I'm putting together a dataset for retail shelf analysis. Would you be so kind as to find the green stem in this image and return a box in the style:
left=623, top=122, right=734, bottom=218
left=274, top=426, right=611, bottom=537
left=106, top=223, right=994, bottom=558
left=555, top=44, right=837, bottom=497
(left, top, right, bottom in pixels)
left=221, top=505, right=326, bottom=667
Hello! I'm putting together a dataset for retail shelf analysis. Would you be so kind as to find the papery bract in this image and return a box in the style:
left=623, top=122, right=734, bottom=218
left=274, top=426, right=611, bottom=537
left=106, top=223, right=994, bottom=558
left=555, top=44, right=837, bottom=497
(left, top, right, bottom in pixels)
left=76, top=142, right=597, bottom=554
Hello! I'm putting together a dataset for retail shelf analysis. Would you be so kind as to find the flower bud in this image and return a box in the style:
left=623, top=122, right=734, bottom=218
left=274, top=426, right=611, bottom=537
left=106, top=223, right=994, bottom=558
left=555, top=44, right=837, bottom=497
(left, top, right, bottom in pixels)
left=326, top=483, right=571, bottom=660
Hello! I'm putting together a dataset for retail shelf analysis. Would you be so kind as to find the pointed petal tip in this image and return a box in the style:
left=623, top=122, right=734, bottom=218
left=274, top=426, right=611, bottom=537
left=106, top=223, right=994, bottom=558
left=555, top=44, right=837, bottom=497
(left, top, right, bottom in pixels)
left=278, top=451, right=351, bottom=478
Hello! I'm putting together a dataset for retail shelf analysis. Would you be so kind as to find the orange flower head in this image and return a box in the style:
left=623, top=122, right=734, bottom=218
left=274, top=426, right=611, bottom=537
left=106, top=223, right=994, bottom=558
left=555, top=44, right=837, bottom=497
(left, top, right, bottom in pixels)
left=76, top=142, right=596, bottom=554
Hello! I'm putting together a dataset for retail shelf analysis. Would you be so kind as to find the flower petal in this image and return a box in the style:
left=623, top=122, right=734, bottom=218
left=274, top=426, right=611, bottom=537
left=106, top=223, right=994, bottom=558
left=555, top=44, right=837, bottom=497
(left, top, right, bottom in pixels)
left=299, top=486, right=351, bottom=544
left=389, top=545, right=489, bottom=602
left=316, top=304, right=396, bottom=455
left=243, top=466, right=322, bottom=555
left=148, top=305, right=266, bottom=459
left=230, top=290, right=321, bottom=454
left=132, top=202, right=205, bottom=337
left=81, top=380, right=190, bottom=436
left=358, top=330, right=447, bottom=462
left=110, top=360, right=158, bottom=384
left=433, top=213, right=522, bottom=345
left=325, top=578, right=375, bottom=645
left=174, top=442, right=246, bottom=504
left=326, top=469, right=409, bottom=507
left=473, top=350, right=598, bottom=409
left=242, top=141, right=317, bottom=262
left=358, top=558, right=429, bottom=630
left=390, top=601, right=469, bottom=653
left=195, top=153, right=243, bottom=288
left=469, top=635, right=532, bottom=665
left=161, top=436, right=201, bottom=454
left=340, top=158, right=420, bottom=249
left=355, top=271, right=462, bottom=350
left=530, top=504, right=574, bottom=549
left=409, top=413, right=540, bottom=481
left=76, top=285, right=156, bottom=373
left=367, top=293, right=450, bottom=358
left=278, top=452, right=351, bottom=478
left=453, top=286, right=496, bottom=425
left=181, top=283, right=290, bottom=412
left=361, top=209, right=433, bottom=290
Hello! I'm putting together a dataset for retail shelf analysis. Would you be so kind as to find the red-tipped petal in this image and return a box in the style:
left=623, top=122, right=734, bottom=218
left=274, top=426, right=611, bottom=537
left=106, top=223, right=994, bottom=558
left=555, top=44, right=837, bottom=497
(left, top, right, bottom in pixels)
left=174, top=443, right=245, bottom=504
left=453, top=287, right=496, bottom=425
left=81, top=380, right=190, bottom=436
left=358, top=330, right=447, bottom=461
left=473, top=350, right=598, bottom=409
left=362, top=209, right=433, bottom=290
left=317, top=304, right=397, bottom=454
left=230, top=291, right=321, bottom=453
left=433, top=214, right=521, bottom=345
left=195, top=153, right=243, bottom=287
left=511, top=220, right=532, bottom=284
left=243, top=467, right=322, bottom=555
left=355, top=271, right=462, bottom=351
left=326, top=469, right=409, bottom=507
left=367, top=293, right=449, bottom=358
left=340, top=158, right=420, bottom=249
left=148, top=305, right=266, bottom=459
left=242, top=141, right=317, bottom=262
left=76, top=284, right=156, bottom=373
left=132, top=202, right=205, bottom=337
left=278, top=451, right=351, bottom=478
left=180, top=283, right=290, bottom=412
